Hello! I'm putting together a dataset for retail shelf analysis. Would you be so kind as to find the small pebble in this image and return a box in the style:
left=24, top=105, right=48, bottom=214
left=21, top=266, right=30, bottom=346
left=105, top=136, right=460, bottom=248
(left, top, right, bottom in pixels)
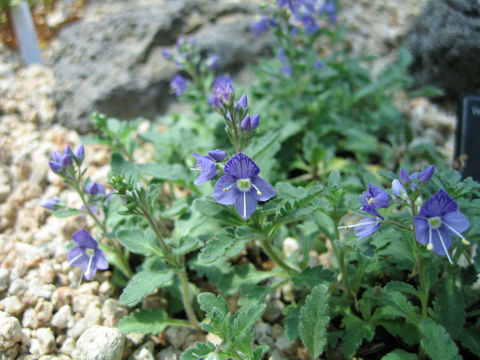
left=74, top=325, right=124, bottom=360
left=0, top=311, right=23, bottom=351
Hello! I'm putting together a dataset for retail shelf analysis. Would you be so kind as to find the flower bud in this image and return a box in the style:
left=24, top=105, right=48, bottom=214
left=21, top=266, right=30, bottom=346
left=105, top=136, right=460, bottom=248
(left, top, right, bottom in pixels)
left=236, top=93, right=248, bottom=112
left=241, top=115, right=251, bottom=131
left=208, top=149, right=227, bottom=162
left=251, top=114, right=260, bottom=130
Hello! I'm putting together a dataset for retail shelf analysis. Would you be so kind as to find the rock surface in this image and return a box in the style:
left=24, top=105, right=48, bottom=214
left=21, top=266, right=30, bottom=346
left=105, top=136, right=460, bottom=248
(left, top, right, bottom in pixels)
left=404, top=0, right=480, bottom=98
left=74, top=325, right=125, bottom=360
left=51, top=0, right=271, bottom=132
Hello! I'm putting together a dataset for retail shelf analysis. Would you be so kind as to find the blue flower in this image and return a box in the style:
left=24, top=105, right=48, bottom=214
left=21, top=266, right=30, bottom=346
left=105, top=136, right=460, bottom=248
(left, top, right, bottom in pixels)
left=212, top=81, right=235, bottom=108
left=414, top=189, right=469, bottom=263
left=170, top=75, right=187, bottom=96
left=213, top=153, right=276, bottom=219
left=360, top=184, right=390, bottom=215
left=278, top=48, right=292, bottom=77
left=40, top=198, right=61, bottom=210
left=241, top=115, right=251, bottom=131
left=85, top=182, right=106, bottom=196
left=400, top=165, right=435, bottom=191
left=251, top=114, right=260, bottom=130
left=208, top=149, right=227, bottom=162
left=236, top=94, right=248, bottom=112
left=391, top=179, right=408, bottom=200
left=206, top=54, right=219, bottom=69
left=338, top=211, right=383, bottom=240
left=67, top=229, right=108, bottom=281
left=251, top=16, right=276, bottom=36
left=49, top=146, right=75, bottom=174
left=192, top=153, right=218, bottom=185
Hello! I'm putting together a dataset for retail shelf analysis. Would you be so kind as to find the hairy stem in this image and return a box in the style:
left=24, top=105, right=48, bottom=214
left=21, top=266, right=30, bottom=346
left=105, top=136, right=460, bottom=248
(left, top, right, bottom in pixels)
left=259, top=237, right=300, bottom=274
left=177, top=271, right=202, bottom=330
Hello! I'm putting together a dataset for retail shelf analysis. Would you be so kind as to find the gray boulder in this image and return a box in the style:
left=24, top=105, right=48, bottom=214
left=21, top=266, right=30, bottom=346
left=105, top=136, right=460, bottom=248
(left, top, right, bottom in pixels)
left=50, top=0, right=272, bottom=132
left=404, top=0, right=480, bottom=98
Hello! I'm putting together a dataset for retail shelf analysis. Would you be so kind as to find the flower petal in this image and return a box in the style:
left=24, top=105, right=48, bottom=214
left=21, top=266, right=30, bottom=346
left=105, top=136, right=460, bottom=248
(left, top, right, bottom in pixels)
left=224, top=153, right=260, bottom=179
left=94, top=248, right=109, bottom=270
left=431, top=228, right=452, bottom=256
left=251, top=176, right=276, bottom=201
left=419, top=189, right=457, bottom=218
left=72, top=229, right=98, bottom=248
left=442, top=211, right=470, bottom=234
left=67, top=246, right=87, bottom=266
left=213, top=175, right=238, bottom=205
left=354, top=217, right=381, bottom=240
left=235, top=191, right=257, bottom=219
left=413, top=217, right=429, bottom=245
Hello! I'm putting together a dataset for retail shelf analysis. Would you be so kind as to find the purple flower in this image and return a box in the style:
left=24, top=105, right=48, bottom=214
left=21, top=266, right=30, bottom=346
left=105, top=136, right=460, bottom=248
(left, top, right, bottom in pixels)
left=170, top=75, right=187, bottom=96
left=251, top=114, right=260, bottom=130
left=339, top=208, right=384, bottom=240
left=251, top=16, right=275, bottom=36
left=213, top=81, right=235, bottom=107
left=40, top=198, right=60, bottom=210
left=75, top=145, right=85, bottom=165
left=319, top=1, right=337, bottom=24
left=162, top=49, right=172, bottom=59
left=414, top=189, right=470, bottom=263
left=241, top=115, right=251, bottom=131
left=314, top=60, right=324, bottom=69
left=300, top=14, right=319, bottom=34
left=236, top=94, right=248, bottom=112
left=278, top=48, right=292, bottom=77
left=400, top=165, right=435, bottom=191
left=85, top=182, right=106, bottom=196
left=208, top=149, right=227, bottom=162
left=192, top=153, right=218, bottom=185
left=206, top=54, right=219, bottom=69
left=49, top=146, right=75, bottom=174
left=213, top=153, right=276, bottom=219
left=392, top=179, right=408, bottom=200
left=360, top=184, right=390, bottom=213
left=67, top=229, right=108, bottom=281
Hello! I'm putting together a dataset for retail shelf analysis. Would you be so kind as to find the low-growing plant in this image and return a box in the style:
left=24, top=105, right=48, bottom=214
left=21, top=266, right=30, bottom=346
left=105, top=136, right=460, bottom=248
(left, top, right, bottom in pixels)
left=40, top=1, right=480, bottom=359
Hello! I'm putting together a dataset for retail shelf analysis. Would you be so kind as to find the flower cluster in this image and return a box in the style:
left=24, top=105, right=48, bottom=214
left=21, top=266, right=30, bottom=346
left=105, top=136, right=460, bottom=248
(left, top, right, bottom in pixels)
left=163, top=36, right=220, bottom=98
left=251, top=0, right=337, bottom=37
left=340, top=166, right=470, bottom=263
left=42, top=145, right=110, bottom=281
left=193, top=152, right=276, bottom=219
left=67, top=229, right=108, bottom=281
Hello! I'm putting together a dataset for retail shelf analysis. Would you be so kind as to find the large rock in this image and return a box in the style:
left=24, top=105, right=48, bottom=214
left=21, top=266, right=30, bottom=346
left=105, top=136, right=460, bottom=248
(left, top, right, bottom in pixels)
left=404, top=0, right=480, bottom=98
left=74, top=325, right=124, bottom=360
left=50, top=0, right=272, bottom=132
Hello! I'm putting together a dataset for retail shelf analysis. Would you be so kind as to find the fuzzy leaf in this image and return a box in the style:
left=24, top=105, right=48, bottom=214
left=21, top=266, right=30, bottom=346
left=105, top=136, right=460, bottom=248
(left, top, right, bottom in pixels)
left=299, top=285, right=330, bottom=359
left=198, top=292, right=228, bottom=315
left=53, top=208, right=84, bottom=218
left=459, top=328, right=480, bottom=357
left=284, top=302, right=303, bottom=340
left=198, top=233, right=248, bottom=264
left=232, top=303, right=266, bottom=353
left=180, top=342, right=217, bottom=360
left=381, top=349, right=417, bottom=360
left=137, top=163, right=193, bottom=184
left=432, top=277, right=465, bottom=339
left=292, top=266, right=336, bottom=289
left=119, top=270, right=174, bottom=306
left=117, top=309, right=188, bottom=334
left=341, top=315, right=375, bottom=359
left=419, top=319, right=462, bottom=360
left=117, top=228, right=162, bottom=255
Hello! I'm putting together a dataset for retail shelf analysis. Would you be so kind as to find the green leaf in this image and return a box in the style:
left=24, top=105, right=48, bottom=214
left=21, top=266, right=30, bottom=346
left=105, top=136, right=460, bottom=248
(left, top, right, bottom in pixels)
left=291, top=266, right=336, bottom=289
left=432, top=277, right=465, bottom=339
left=117, top=228, right=162, bottom=255
left=198, top=232, right=248, bottom=264
left=217, top=263, right=281, bottom=296
left=299, top=285, right=330, bottom=359
left=171, top=236, right=202, bottom=256
left=419, top=319, right=462, bottom=360
left=284, top=302, right=303, bottom=341
left=376, top=320, right=419, bottom=346
left=341, top=315, right=375, bottom=359
left=137, top=163, right=193, bottom=184
left=53, top=208, right=84, bottom=218
left=379, top=290, right=420, bottom=325
left=384, top=281, right=419, bottom=297
left=459, top=328, right=480, bottom=357
left=381, top=349, right=418, bottom=360
left=232, top=303, right=266, bottom=351
left=119, top=270, right=174, bottom=306
left=198, top=293, right=228, bottom=315
left=117, top=309, right=190, bottom=334
left=193, top=197, right=244, bottom=225
left=180, top=342, right=217, bottom=360
left=110, top=152, right=139, bottom=182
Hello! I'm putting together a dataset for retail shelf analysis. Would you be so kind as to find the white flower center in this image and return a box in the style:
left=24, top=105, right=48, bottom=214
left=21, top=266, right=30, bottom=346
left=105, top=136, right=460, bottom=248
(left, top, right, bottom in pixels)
left=236, top=178, right=252, bottom=192
left=428, top=216, right=442, bottom=229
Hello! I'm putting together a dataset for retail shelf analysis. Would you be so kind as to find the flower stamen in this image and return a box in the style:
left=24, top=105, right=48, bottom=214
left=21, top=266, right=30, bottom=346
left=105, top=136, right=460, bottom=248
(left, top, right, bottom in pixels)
left=251, top=183, right=262, bottom=196
left=436, top=229, right=453, bottom=264
left=442, top=222, right=470, bottom=245
left=223, top=183, right=235, bottom=192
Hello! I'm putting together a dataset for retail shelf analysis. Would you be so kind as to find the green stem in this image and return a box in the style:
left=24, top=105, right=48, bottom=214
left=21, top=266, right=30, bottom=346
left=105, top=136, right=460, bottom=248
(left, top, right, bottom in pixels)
left=74, top=172, right=133, bottom=278
left=141, top=205, right=173, bottom=258
left=177, top=271, right=202, bottom=330
left=410, top=202, right=428, bottom=360
left=333, top=206, right=358, bottom=309
left=259, top=237, right=300, bottom=274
